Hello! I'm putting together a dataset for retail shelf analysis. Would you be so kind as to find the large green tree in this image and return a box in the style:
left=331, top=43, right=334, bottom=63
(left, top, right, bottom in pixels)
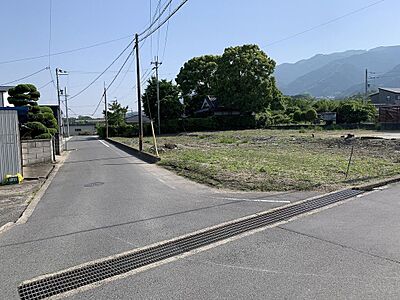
left=176, top=55, right=219, bottom=115
left=142, top=77, right=183, bottom=123
left=215, top=44, right=281, bottom=113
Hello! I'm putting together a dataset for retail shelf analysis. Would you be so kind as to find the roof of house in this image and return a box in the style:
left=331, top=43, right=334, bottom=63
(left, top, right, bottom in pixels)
left=379, top=87, right=400, bottom=94
left=125, top=112, right=151, bottom=124
left=0, top=86, right=14, bottom=92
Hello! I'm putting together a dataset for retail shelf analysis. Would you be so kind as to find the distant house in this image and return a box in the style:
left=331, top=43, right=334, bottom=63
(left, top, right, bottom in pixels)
left=318, top=112, right=337, bottom=124
left=68, top=124, right=97, bottom=136
left=194, top=96, right=241, bottom=116
left=370, top=88, right=400, bottom=106
left=378, top=106, right=400, bottom=130
left=125, top=112, right=151, bottom=124
left=0, top=86, right=14, bottom=107
left=63, top=118, right=103, bottom=136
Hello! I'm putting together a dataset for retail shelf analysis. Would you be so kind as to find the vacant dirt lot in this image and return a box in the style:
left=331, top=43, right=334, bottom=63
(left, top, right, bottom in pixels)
left=113, top=129, right=400, bottom=191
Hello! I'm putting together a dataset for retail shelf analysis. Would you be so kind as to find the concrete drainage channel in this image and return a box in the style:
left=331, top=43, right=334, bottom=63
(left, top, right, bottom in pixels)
left=18, top=188, right=363, bottom=300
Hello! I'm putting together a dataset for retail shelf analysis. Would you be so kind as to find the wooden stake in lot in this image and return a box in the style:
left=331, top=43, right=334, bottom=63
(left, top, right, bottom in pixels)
left=346, top=145, right=354, bottom=179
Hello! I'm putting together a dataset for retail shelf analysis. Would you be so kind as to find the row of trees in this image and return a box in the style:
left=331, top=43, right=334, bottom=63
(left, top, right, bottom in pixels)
left=141, top=44, right=377, bottom=130
left=256, top=96, right=377, bottom=127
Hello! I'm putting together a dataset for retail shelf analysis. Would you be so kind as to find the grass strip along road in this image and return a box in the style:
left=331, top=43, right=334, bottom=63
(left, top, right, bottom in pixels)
left=113, top=129, right=400, bottom=191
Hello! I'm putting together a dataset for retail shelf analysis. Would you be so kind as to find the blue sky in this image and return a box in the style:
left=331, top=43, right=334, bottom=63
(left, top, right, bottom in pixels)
left=0, top=0, right=397, bottom=116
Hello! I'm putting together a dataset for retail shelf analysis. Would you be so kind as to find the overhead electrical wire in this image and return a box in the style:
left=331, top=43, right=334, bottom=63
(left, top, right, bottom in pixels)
left=265, top=0, right=386, bottom=47
left=139, top=0, right=188, bottom=42
left=38, top=80, right=54, bottom=90
left=0, top=35, right=134, bottom=65
left=91, top=48, right=135, bottom=116
left=47, top=0, right=57, bottom=90
left=68, top=0, right=185, bottom=115
left=109, top=55, right=135, bottom=96
left=68, top=40, right=135, bottom=101
left=91, top=93, right=105, bottom=116
left=0, top=67, right=49, bottom=85
left=139, top=0, right=174, bottom=37
left=0, top=0, right=176, bottom=67
left=161, top=1, right=172, bottom=61
left=105, top=50, right=134, bottom=91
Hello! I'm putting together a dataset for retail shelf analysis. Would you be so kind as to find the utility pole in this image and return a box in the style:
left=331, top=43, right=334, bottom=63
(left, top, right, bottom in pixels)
left=55, top=68, right=62, bottom=138
left=135, top=34, right=143, bottom=151
left=151, top=56, right=162, bottom=135
left=64, top=87, right=70, bottom=138
left=104, top=82, right=108, bottom=139
left=64, top=87, right=69, bottom=151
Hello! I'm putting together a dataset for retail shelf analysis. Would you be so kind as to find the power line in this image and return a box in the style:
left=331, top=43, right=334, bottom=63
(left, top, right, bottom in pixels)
left=0, top=35, right=134, bottom=65
left=265, top=0, right=385, bottom=47
left=161, top=1, right=172, bottom=62
left=0, top=67, right=49, bottom=85
left=38, top=80, right=54, bottom=90
left=139, top=0, right=174, bottom=36
left=48, top=0, right=52, bottom=69
left=91, top=48, right=135, bottom=116
left=47, top=0, right=57, bottom=90
left=68, top=39, right=135, bottom=101
left=109, top=55, right=135, bottom=95
left=106, top=50, right=134, bottom=91
left=139, top=0, right=188, bottom=42
left=91, top=93, right=105, bottom=116
left=68, top=70, right=135, bottom=74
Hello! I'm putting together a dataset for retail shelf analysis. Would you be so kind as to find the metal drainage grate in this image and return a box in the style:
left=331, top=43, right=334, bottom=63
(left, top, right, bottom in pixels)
left=18, top=189, right=363, bottom=300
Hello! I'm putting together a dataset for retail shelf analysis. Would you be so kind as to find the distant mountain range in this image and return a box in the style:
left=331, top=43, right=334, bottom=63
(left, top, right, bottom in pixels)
left=275, top=46, right=400, bottom=98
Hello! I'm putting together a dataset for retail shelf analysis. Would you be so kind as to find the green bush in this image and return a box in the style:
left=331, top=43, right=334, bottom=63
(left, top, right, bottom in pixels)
left=304, top=108, right=318, bottom=122
left=96, top=124, right=140, bottom=138
left=336, top=101, right=377, bottom=124
left=293, top=110, right=304, bottom=122
left=255, top=111, right=272, bottom=128
left=35, top=133, right=52, bottom=139
left=48, top=128, right=58, bottom=135
left=272, top=113, right=291, bottom=124
left=26, top=122, right=48, bottom=138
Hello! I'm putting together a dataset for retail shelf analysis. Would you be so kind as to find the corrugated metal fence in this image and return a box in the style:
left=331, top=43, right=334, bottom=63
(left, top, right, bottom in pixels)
left=0, top=110, right=22, bottom=182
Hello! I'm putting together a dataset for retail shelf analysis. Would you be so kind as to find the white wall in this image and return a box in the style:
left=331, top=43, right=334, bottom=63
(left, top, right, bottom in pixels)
left=0, top=91, right=13, bottom=107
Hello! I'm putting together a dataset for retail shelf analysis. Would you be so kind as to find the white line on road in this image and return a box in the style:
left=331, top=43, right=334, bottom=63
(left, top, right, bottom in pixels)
left=212, top=197, right=290, bottom=203
left=98, top=140, right=110, bottom=148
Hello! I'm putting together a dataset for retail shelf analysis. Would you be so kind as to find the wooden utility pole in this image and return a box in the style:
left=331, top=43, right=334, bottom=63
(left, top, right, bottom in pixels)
left=135, top=34, right=143, bottom=151
left=55, top=68, right=62, bottom=137
left=64, top=87, right=70, bottom=138
left=104, top=82, right=108, bottom=139
left=151, top=56, right=162, bottom=135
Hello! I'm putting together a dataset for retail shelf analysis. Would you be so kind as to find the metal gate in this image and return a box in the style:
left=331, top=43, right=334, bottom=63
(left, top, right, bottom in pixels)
left=0, top=110, right=22, bottom=182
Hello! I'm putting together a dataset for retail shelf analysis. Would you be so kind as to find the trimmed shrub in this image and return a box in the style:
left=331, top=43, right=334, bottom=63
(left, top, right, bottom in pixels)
left=304, top=108, right=318, bottom=122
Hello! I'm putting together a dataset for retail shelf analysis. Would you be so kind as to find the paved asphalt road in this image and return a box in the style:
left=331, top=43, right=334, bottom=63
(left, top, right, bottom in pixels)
left=0, top=136, right=318, bottom=299
left=1, top=136, right=400, bottom=299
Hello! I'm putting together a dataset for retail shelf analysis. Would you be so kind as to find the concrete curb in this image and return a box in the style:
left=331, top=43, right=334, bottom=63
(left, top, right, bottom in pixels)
left=106, top=138, right=160, bottom=164
left=0, top=151, right=70, bottom=235
left=24, top=164, right=55, bottom=181
left=354, top=175, right=400, bottom=191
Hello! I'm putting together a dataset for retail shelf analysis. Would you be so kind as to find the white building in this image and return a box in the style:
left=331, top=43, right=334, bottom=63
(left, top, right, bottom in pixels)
left=0, top=86, right=14, bottom=107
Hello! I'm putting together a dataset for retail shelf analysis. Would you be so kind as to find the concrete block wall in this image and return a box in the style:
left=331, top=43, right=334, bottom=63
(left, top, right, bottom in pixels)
left=22, top=139, right=54, bottom=166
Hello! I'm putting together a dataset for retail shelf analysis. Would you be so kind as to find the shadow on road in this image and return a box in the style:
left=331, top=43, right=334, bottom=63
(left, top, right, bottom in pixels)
left=64, top=156, right=134, bottom=164
left=0, top=199, right=247, bottom=249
